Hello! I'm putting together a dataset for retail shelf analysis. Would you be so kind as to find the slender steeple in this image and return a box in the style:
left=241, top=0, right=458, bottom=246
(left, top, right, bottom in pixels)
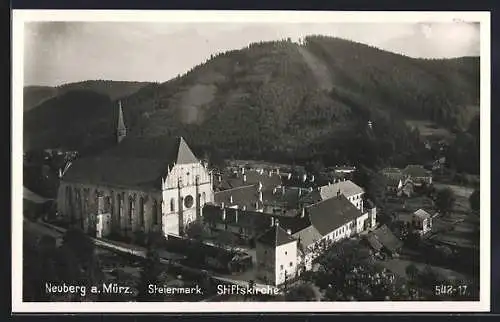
left=117, top=100, right=127, bottom=143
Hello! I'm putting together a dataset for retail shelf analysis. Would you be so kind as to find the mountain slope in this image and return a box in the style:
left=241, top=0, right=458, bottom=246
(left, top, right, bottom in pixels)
left=23, top=36, right=479, bottom=167
left=122, top=36, right=478, bottom=148
left=23, top=80, right=152, bottom=112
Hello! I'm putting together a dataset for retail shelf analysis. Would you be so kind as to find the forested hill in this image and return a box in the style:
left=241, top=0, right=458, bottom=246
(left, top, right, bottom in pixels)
left=23, top=80, right=152, bottom=112
left=24, top=36, right=479, bottom=169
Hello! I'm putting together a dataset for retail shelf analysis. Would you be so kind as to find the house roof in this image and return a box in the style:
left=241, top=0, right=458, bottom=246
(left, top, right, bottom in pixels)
left=372, top=225, right=403, bottom=253
left=256, top=224, right=296, bottom=247
left=385, top=176, right=403, bottom=188
left=292, top=225, right=323, bottom=250
left=301, top=180, right=364, bottom=204
left=214, top=185, right=261, bottom=210
left=403, top=165, right=431, bottom=178
left=202, top=204, right=310, bottom=233
left=413, top=208, right=431, bottom=219
left=63, top=136, right=199, bottom=189
left=364, top=234, right=384, bottom=252
left=218, top=170, right=282, bottom=191
left=307, top=194, right=362, bottom=236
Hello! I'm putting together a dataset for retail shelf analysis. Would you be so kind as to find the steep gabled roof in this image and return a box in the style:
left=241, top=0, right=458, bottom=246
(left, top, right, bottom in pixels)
left=403, top=165, right=432, bottom=178
left=300, top=180, right=364, bottom=204
left=413, top=208, right=431, bottom=219
left=256, top=224, right=296, bottom=247
left=372, top=225, right=403, bottom=253
left=63, top=136, right=199, bottom=188
left=292, top=225, right=323, bottom=250
left=307, top=194, right=362, bottom=236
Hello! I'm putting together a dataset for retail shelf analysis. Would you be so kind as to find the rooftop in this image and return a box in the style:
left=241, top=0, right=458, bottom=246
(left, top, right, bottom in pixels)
left=301, top=180, right=364, bottom=204
left=256, top=224, right=296, bottom=247
left=63, top=136, right=199, bottom=189
left=413, top=208, right=432, bottom=219
left=307, top=194, right=363, bottom=236
left=403, top=165, right=432, bottom=178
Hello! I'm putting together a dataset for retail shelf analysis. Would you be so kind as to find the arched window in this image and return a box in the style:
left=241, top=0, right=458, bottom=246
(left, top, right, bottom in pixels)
left=170, top=198, right=175, bottom=212
left=117, top=193, right=123, bottom=225
left=139, top=197, right=145, bottom=230
left=152, top=200, right=159, bottom=225
left=202, top=192, right=206, bottom=204
left=128, top=196, right=134, bottom=228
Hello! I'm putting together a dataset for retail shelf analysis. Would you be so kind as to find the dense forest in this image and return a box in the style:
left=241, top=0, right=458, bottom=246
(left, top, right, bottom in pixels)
left=23, top=80, right=151, bottom=112
left=23, top=36, right=480, bottom=173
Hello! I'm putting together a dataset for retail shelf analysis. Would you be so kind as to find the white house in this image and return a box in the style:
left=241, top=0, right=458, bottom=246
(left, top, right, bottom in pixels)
left=255, top=220, right=298, bottom=286
left=300, top=180, right=365, bottom=212
left=412, top=209, right=433, bottom=236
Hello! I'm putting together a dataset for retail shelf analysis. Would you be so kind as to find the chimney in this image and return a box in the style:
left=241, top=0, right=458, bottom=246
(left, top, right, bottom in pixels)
left=235, top=209, right=239, bottom=223
left=259, top=191, right=263, bottom=202
left=282, top=186, right=286, bottom=195
left=273, top=187, right=277, bottom=195
left=229, top=195, right=233, bottom=204
left=302, top=174, right=307, bottom=182
left=243, top=174, right=247, bottom=183
left=275, top=218, right=280, bottom=227
left=222, top=208, right=226, bottom=221
left=276, top=168, right=280, bottom=175
left=241, top=167, right=245, bottom=175
left=268, top=170, right=272, bottom=177
left=270, top=217, right=275, bottom=226
left=301, top=207, right=306, bottom=218
left=288, top=173, right=292, bottom=180
left=242, top=205, right=246, bottom=211
left=218, top=175, right=222, bottom=183
left=221, top=202, right=225, bottom=209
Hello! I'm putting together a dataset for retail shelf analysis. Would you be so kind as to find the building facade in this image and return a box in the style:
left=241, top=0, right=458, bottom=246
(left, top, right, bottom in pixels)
left=57, top=102, right=213, bottom=238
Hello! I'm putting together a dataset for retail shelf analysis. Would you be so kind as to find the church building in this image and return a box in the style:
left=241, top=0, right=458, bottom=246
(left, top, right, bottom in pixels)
left=57, top=101, right=214, bottom=238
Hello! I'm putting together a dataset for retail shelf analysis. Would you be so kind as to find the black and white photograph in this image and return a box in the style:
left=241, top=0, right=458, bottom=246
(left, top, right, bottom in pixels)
left=12, top=10, right=490, bottom=313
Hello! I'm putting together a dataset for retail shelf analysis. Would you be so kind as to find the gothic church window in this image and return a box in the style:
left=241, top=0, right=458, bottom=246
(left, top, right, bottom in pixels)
left=170, top=198, right=175, bottom=212
left=184, top=195, right=194, bottom=208
left=139, top=197, right=145, bottom=230
left=202, top=192, right=206, bottom=204
left=128, top=196, right=134, bottom=228
left=152, top=200, right=159, bottom=225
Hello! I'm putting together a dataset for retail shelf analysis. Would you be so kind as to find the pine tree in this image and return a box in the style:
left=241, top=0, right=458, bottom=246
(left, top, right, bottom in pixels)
left=137, top=239, right=164, bottom=302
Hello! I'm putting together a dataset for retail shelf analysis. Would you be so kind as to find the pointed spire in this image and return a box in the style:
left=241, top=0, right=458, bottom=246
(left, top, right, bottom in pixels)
left=117, top=100, right=127, bottom=143
left=175, top=137, right=198, bottom=164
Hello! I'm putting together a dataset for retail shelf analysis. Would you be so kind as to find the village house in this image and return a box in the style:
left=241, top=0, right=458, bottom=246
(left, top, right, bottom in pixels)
left=412, top=208, right=433, bottom=236
left=293, top=193, right=377, bottom=271
left=299, top=179, right=365, bottom=211
left=363, top=224, right=403, bottom=258
left=255, top=220, right=298, bottom=286
left=403, top=165, right=433, bottom=186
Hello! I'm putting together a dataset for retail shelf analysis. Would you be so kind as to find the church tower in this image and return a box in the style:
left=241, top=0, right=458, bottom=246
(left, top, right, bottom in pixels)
left=117, top=100, right=127, bottom=143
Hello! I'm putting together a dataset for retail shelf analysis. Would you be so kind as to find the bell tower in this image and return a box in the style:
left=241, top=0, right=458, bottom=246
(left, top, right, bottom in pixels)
left=117, top=100, right=127, bottom=143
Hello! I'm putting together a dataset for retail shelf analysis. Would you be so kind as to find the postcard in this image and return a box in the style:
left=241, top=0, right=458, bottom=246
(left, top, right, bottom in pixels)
left=12, top=9, right=491, bottom=313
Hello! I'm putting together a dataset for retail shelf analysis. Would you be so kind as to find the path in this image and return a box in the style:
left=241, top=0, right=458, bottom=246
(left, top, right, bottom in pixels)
left=296, top=46, right=333, bottom=91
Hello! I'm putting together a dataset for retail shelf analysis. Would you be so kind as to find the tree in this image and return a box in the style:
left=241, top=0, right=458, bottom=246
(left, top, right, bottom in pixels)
left=185, top=221, right=209, bottom=241
left=405, top=264, right=419, bottom=280
left=286, top=283, right=319, bottom=301
left=58, top=228, right=103, bottom=300
left=435, top=188, right=456, bottom=216
left=137, top=240, right=165, bottom=302
left=214, top=230, right=238, bottom=249
left=469, top=189, right=480, bottom=213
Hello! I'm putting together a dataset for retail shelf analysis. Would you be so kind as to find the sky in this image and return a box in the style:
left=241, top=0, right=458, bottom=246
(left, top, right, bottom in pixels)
left=23, top=21, right=481, bottom=87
